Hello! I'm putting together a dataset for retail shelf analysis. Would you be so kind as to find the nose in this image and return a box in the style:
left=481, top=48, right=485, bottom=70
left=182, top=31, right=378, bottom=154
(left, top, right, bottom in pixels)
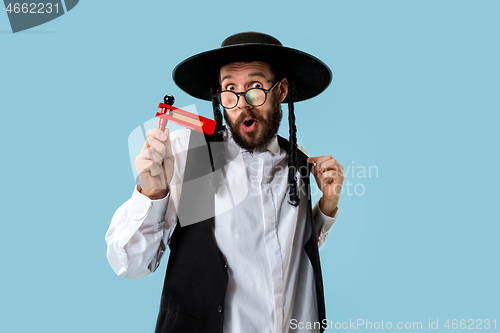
left=237, top=92, right=251, bottom=109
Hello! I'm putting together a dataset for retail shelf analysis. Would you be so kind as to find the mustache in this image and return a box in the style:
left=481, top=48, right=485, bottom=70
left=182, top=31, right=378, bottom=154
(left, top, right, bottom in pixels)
left=234, top=109, right=265, bottom=125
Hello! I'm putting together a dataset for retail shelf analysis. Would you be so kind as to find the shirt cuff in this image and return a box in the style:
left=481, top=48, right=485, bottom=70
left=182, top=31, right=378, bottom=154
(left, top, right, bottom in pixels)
left=312, top=200, right=339, bottom=235
left=127, top=185, right=170, bottom=225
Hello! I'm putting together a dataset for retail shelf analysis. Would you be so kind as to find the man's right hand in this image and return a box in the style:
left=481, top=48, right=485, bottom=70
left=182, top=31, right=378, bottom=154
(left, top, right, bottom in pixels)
left=135, top=128, right=175, bottom=200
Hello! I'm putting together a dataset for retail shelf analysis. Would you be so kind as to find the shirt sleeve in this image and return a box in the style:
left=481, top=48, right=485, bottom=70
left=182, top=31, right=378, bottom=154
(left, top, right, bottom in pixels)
left=105, top=186, right=171, bottom=279
left=312, top=201, right=339, bottom=248
left=105, top=129, right=191, bottom=280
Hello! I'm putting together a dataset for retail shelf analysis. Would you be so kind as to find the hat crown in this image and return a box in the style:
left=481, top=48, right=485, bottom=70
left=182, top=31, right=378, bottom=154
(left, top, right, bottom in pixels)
left=173, top=32, right=332, bottom=103
left=221, top=32, right=283, bottom=47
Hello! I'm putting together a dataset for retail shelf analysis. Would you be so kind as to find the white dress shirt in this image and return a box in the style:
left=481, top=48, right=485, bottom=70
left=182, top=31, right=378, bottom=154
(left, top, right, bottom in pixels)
left=106, top=127, right=338, bottom=333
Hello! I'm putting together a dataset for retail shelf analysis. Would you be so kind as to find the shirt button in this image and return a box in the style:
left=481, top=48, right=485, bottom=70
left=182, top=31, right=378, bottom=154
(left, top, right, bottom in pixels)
left=218, top=304, right=223, bottom=313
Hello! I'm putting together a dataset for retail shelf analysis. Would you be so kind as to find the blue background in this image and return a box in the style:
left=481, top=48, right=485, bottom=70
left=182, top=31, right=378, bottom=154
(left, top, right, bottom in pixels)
left=1, top=1, right=498, bottom=332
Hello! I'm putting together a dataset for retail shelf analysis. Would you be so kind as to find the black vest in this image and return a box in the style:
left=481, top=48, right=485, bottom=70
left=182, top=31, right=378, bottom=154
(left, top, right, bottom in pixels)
left=154, top=130, right=326, bottom=333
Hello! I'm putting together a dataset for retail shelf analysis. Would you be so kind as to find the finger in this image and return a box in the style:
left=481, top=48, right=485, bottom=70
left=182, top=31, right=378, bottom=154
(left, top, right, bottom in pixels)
left=307, top=156, right=324, bottom=164
left=139, top=147, right=163, bottom=165
left=316, top=157, right=343, bottom=174
left=307, top=155, right=331, bottom=163
left=307, top=155, right=332, bottom=168
left=321, top=170, right=345, bottom=183
left=146, top=128, right=169, bottom=143
left=317, top=155, right=336, bottom=170
left=148, top=161, right=163, bottom=177
left=147, top=136, right=166, bottom=158
left=143, top=128, right=169, bottom=150
left=308, top=156, right=326, bottom=176
left=317, top=158, right=335, bottom=169
left=135, top=154, right=164, bottom=175
left=135, top=158, right=153, bottom=175
left=137, top=159, right=163, bottom=177
left=319, top=160, right=343, bottom=174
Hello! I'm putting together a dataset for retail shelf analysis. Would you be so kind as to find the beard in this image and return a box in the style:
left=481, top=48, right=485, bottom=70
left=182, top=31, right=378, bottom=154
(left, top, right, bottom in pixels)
left=224, top=97, right=283, bottom=151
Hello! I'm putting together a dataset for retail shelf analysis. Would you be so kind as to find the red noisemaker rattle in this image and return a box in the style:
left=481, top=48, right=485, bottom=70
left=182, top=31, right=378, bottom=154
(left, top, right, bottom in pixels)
left=156, top=95, right=216, bottom=135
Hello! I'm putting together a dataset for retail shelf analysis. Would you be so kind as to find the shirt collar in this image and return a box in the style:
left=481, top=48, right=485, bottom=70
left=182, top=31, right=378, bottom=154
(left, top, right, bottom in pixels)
left=223, top=126, right=280, bottom=156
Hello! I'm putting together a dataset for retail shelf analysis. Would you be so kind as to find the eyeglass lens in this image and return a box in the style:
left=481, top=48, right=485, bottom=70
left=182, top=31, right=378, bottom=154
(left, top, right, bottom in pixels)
left=220, top=88, right=266, bottom=108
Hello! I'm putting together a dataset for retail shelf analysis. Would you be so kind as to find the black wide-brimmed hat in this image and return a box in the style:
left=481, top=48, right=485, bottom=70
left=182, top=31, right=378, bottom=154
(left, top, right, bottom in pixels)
left=172, top=32, right=332, bottom=103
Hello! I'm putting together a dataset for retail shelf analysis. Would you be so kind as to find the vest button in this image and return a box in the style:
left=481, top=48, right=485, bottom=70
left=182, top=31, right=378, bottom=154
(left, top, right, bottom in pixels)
left=218, top=304, right=223, bottom=313
left=224, top=263, right=228, bottom=271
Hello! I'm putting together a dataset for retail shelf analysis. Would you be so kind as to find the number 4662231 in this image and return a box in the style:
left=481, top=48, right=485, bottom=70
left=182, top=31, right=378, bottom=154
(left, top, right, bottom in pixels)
left=444, top=319, right=496, bottom=330
left=5, top=3, right=59, bottom=14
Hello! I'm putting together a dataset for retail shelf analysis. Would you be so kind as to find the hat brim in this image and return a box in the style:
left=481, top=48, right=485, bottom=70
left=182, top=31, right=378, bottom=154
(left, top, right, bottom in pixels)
left=172, top=43, right=332, bottom=103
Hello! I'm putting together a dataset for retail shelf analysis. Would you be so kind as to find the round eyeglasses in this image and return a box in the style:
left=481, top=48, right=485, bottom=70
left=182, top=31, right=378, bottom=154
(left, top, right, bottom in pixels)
left=217, top=80, right=280, bottom=109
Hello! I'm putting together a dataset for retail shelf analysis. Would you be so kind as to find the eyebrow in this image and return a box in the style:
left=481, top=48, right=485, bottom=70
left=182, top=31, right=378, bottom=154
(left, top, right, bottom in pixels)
left=220, top=72, right=272, bottom=84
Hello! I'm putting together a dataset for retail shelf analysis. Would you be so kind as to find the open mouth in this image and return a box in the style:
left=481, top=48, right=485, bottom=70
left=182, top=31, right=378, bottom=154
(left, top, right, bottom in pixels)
left=241, top=118, right=257, bottom=132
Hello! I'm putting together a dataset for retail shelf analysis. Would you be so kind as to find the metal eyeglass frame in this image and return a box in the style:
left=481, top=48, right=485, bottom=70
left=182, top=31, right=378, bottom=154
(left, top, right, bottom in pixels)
left=216, top=80, right=281, bottom=109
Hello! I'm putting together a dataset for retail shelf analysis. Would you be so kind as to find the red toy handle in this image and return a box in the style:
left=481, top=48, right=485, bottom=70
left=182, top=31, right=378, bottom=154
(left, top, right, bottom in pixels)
left=158, top=111, right=168, bottom=131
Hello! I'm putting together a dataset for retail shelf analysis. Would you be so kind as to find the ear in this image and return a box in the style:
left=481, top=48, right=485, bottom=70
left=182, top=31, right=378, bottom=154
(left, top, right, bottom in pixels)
left=278, top=78, right=289, bottom=103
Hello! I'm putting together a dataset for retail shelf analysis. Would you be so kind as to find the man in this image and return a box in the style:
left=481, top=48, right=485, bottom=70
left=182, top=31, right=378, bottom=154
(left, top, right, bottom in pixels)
left=106, top=32, right=344, bottom=333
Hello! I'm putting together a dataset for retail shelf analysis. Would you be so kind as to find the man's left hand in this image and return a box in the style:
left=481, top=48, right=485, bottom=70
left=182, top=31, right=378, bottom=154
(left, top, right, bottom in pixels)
left=307, top=155, right=344, bottom=217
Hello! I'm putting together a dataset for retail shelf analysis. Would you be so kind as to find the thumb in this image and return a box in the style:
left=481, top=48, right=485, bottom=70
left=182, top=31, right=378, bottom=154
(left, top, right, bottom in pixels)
left=307, top=156, right=318, bottom=164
